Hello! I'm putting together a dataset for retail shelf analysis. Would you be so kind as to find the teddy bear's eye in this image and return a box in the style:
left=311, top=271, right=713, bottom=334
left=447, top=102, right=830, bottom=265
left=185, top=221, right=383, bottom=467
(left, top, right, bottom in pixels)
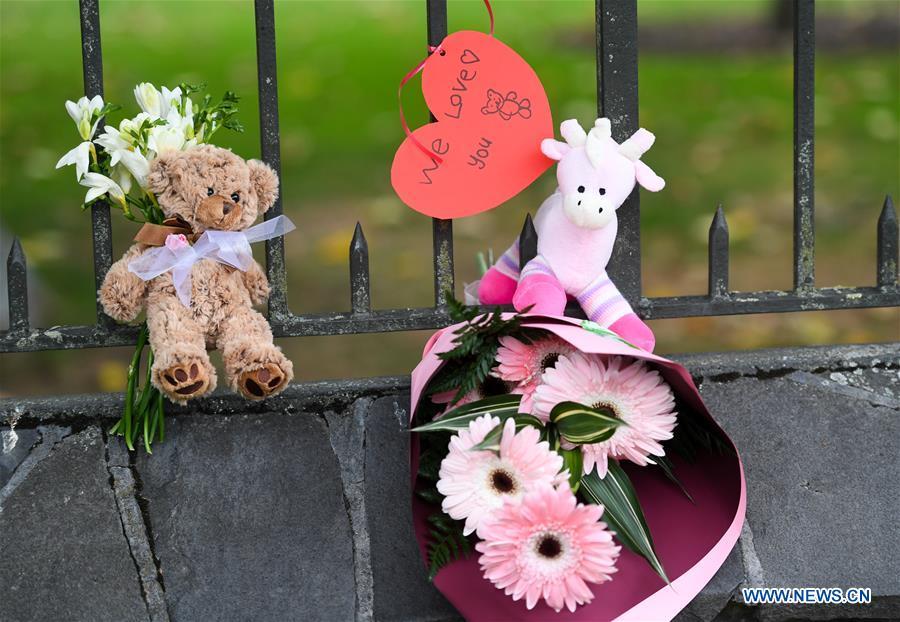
left=207, top=187, right=214, bottom=196
left=231, top=192, right=240, bottom=203
left=599, top=188, right=606, bottom=195
left=577, top=186, right=585, bottom=193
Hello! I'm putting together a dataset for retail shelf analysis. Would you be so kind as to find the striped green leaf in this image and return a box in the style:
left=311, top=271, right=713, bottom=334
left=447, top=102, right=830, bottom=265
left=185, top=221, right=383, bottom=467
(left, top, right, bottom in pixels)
left=550, top=401, right=625, bottom=445
left=560, top=447, right=584, bottom=493
left=581, top=460, right=669, bottom=583
left=470, top=414, right=545, bottom=451
left=411, top=394, right=522, bottom=433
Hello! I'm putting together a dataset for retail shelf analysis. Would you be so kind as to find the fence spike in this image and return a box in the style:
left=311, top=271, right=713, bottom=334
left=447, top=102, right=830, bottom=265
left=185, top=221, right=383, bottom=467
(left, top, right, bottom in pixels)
left=877, top=195, right=898, bottom=287
left=708, top=205, right=730, bottom=297
left=349, top=222, right=371, bottom=314
left=7, top=237, right=29, bottom=332
left=519, top=214, right=538, bottom=271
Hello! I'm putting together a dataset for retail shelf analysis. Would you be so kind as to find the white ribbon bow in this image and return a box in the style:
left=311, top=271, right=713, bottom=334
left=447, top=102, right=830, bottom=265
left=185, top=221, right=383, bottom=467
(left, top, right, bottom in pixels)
left=128, top=215, right=296, bottom=307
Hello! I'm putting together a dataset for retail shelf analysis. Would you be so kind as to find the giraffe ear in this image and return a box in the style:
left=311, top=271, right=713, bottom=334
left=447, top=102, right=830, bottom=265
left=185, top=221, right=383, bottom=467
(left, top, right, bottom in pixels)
left=541, top=139, right=570, bottom=161
left=635, top=160, right=665, bottom=192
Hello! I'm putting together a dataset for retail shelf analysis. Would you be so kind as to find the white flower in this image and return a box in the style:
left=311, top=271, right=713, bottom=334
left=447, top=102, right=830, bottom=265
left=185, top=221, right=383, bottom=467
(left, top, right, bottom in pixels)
left=95, top=125, right=132, bottom=163
left=65, top=95, right=104, bottom=140
left=111, top=163, right=133, bottom=194
left=147, top=123, right=187, bottom=154
left=79, top=172, right=126, bottom=209
left=55, top=141, right=93, bottom=180
left=134, top=83, right=182, bottom=120
left=117, top=149, right=150, bottom=188
left=134, top=83, right=163, bottom=118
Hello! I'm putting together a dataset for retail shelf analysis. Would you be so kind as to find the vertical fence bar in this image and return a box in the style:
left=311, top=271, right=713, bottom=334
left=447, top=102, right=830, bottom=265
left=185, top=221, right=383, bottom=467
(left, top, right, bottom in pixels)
left=427, top=0, right=455, bottom=307
left=877, top=195, right=898, bottom=287
left=597, top=0, right=641, bottom=304
left=254, top=0, right=288, bottom=321
left=79, top=0, right=113, bottom=325
left=349, top=223, right=371, bottom=313
left=793, top=0, right=815, bottom=291
left=708, top=205, right=729, bottom=297
left=6, top=238, right=29, bottom=332
left=519, top=214, right=538, bottom=270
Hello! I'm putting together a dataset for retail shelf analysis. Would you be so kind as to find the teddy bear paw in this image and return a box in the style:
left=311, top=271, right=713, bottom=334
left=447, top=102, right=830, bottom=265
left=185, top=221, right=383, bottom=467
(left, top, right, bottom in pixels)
left=157, top=360, right=212, bottom=400
left=238, top=363, right=288, bottom=400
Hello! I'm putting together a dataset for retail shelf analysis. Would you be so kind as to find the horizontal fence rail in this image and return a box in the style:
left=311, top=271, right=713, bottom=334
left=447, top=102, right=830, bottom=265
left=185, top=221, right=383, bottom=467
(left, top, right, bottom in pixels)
left=1, top=0, right=898, bottom=354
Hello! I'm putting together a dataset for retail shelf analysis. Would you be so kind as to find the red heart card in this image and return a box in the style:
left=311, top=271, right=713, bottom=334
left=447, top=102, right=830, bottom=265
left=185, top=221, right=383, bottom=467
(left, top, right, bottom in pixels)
left=391, top=31, right=553, bottom=219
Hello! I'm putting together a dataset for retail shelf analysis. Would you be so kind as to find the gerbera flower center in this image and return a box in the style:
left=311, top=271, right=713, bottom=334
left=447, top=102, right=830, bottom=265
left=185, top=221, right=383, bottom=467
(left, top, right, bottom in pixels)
left=489, top=468, right=518, bottom=494
left=536, top=534, right=563, bottom=559
left=590, top=400, right=619, bottom=419
left=540, top=352, right=561, bottom=371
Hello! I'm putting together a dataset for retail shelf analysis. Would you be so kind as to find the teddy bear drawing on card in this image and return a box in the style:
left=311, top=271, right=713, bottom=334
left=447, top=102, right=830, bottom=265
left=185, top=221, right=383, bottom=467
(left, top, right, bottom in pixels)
left=99, top=145, right=294, bottom=402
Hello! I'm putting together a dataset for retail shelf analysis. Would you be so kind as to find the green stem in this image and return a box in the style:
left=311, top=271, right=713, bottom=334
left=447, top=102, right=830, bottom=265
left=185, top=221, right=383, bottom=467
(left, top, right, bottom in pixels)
left=121, top=325, right=149, bottom=451
left=156, top=392, right=165, bottom=442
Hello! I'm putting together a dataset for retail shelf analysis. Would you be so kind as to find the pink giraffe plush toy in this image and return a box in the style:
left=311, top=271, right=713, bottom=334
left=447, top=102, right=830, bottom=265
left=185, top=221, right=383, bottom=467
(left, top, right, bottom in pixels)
left=478, top=117, right=665, bottom=351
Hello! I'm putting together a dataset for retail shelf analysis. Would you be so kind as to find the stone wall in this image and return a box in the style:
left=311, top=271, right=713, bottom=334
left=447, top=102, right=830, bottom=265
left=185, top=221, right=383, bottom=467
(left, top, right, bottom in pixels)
left=1, top=344, right=898, bottom=622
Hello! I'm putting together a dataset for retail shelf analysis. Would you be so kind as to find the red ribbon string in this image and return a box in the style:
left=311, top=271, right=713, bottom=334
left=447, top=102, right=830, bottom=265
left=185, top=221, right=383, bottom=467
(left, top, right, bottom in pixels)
left=397, top=0, right=494, bottom=163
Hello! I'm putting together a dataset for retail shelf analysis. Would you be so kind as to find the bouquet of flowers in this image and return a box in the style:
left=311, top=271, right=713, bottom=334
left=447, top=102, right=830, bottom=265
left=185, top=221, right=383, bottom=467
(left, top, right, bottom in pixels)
left=55, top=82, right=243, bottom=452
left=410, top=300, right=745, bottom=619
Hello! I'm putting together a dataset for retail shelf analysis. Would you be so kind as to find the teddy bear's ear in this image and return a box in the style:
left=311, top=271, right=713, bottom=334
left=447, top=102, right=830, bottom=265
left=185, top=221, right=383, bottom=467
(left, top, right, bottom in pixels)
left=147, top=150, right=186, bottom=196
left=247, top=159, right=279, bottom=214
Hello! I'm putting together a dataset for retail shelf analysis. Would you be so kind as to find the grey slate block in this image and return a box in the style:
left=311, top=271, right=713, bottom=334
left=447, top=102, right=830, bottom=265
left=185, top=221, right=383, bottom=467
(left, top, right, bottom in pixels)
left=0, top=426, right=148, bottom=622
left=362, top=395, right=461, bottom=622
left=134, top=412, right=355, bottom=622
left=700, top=375, right=900, bottom=620
left=0, top=426, right=39, bottom=487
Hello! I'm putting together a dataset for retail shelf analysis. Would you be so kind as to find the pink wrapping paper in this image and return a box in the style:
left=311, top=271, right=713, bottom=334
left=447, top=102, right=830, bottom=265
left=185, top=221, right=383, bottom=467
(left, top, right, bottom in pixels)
left=410, top=315, right=746, bottom=622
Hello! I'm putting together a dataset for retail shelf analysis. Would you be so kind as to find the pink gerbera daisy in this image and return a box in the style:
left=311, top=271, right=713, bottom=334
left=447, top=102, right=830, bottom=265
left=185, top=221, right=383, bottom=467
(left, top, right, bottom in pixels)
left=495, top=336, right=576, bottom=412
left=476, top=483, right=620, bottom=612
left=533, top=352, right=677, bottom=477
left=436, top=415, right=565, bottom=536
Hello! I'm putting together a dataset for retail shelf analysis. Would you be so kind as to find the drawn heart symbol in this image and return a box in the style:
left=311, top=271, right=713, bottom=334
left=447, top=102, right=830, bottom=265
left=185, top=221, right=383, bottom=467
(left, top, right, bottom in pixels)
left=391, top=31, right=553, bottom=219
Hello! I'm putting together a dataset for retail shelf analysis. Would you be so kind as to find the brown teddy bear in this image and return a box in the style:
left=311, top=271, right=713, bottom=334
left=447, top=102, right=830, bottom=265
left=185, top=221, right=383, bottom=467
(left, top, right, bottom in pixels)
left=99, top=145, right=293, bottom=402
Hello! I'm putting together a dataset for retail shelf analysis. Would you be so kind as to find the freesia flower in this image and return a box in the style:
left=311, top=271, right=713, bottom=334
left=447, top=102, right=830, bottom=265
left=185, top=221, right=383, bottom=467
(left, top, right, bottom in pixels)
left=436, top=415, right=565, bottom=537
left=55, top=141, right=93, bottom=180
left=95, top=125, right=133, bottom=163
left=147, top=123, right=187, bottom=154
left=79, top=172, right=126, bottom=209
left=477, top=483, right=620, bottom=612
left=111, top=163, right=133, bottom=194
left=65, top=95, right=104, bottom=140
left=117, top=149, right=151, bottom=188
left=533, top=353, right=677, bottom=477
left=495, top=335, right=576, bottom=412
left=134, top=83, right=182, bottom=120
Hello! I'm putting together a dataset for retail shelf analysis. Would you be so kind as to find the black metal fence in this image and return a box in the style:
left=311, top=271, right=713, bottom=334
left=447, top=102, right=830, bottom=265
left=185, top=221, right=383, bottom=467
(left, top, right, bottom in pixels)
left=1, top=0, right=898, bottom=355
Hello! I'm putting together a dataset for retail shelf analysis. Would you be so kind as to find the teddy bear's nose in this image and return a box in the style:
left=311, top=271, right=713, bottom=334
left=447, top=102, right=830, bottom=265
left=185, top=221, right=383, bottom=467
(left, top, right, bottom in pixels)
left=222, top=201, right=234, bottom=215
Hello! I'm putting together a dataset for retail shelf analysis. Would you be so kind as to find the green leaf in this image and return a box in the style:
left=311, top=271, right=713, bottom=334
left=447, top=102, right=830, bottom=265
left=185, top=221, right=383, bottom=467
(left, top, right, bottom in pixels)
left=425, top=512, right=471, bottom=580
left=654, top=454, right=694, bottom=503
left=411, top=394, right=521, bottom=433
left=550, top=401, right=625, bottom=445
left=581, top=461, right=669, bottom=583
left=580, top=320, right=640, bottom=349
left=470, top=414, right=545, bottom=451
left=560, top=447, right=583, bottom=493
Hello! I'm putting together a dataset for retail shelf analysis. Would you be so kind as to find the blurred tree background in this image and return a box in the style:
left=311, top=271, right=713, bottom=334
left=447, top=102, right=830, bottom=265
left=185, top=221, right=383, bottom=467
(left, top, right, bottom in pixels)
left=0, top=0, right=897, bottom=397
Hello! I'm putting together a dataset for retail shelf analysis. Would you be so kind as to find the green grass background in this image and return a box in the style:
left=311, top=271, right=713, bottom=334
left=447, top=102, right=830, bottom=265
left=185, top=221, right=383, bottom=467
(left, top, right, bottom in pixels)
left=1, top=0, right=897, bottom=395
